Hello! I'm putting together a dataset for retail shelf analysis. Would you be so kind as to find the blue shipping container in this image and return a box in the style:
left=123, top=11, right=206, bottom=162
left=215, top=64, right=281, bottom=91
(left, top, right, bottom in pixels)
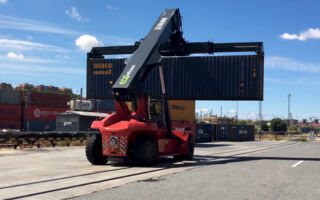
left=26, top=120, right=56, bottom=131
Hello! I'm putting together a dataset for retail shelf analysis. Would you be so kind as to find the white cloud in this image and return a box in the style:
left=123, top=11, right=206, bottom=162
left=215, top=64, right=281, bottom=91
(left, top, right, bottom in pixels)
left=7, top=52, right=24, bottom=60
left=0, top=63, right=85, bottom=76
left=264, top=77, right=285, bottom=84
left=196, top=108, right=209, bottom=113
left=107, top=5, right=119, bottom=10
left=0, top=38, right=67, bottom=52
left=0, top=14, right=78, bottom=35
left=65, top=7, right=88, bottom=22
left=280, top=28, right=320, bottom=41
left=27, top=36, right=32, bottom=40
left=4, top=51, right=59, bottom=63
left=0, top=0, right=7, bottom=4
left=75, top=34, right=100, bottom=51
left=56, top=55, right=70, bottom=59
left=265, top=56, right=320, bottom=73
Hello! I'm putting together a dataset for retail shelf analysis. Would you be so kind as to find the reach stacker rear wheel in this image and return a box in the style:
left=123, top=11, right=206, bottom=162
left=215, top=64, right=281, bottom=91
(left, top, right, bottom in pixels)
left=86, top=134, right=108, bottom=165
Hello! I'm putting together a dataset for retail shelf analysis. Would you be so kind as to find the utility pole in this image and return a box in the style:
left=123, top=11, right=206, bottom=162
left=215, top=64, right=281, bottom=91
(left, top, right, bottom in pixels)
left=288, top=93, right=291, bottom=127
left=236, top=102, right=239, bottom=121
left=259, top=101, right=262, bottom=131
left=220, top=106, right=222, bottom=117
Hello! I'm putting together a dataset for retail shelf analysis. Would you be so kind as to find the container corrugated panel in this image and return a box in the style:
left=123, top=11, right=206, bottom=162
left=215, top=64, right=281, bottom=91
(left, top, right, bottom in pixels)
left=168, top=100, right=195, bottom=121
left=57, top=113, right=104, bottom=132
left=56, top=114, right=80, bottom=132
left=70, top=100, right=93, bottom=111
left=26, top=92, right=70, bottom=108
left=92, top=99, right=115, bottom=111
left=87, top=55, right=263, bottom=100
left=0, top=104, right=22, bottom=120
left=87, top=58, right=126, bottom=100
left=216, top=125, right=229, bottom=141
left=124, top=100, right=195, bottom=121
left=0, top=119, right=21, bottom=130
left=26, top=106, right=68, bottom=121
left=0, top=89, right=22, bottom=105
left=27, top=120, right=56, bottom=131
left=229, top=125, right=255, bottom=141
left=195, top=123, right=215, bottom=143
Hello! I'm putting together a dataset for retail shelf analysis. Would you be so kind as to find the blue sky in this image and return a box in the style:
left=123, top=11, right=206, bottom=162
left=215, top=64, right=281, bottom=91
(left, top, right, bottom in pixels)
left=0, top=0, right=320, bottom=120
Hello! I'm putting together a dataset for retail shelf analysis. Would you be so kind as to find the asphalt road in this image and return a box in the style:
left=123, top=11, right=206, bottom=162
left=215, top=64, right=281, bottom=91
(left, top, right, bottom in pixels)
left=73, top=141, right=320, bottom=200
left=0, top=141, right=318, bottom=200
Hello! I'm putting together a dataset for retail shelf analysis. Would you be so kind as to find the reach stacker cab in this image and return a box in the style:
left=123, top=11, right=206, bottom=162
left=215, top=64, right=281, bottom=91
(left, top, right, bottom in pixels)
left=85, top=8, right=263, bottom=165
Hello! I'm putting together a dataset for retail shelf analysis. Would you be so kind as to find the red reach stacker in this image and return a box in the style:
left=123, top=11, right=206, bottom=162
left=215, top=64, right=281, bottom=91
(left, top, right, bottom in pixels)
left=86, top=9, right=263, bottom=165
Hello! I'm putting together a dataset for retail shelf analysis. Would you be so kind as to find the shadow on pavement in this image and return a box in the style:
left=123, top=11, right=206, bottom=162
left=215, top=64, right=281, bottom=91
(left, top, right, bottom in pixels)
left=195, top=143, right=231, bottom=148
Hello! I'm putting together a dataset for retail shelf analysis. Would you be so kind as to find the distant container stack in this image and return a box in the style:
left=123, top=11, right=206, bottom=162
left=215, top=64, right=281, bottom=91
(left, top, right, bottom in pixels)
left=0, top=89, right=22, bottom=130
left=23, top=92, right=70, bottom=131
left=195, top=123, right=216, bottom=143
left=195, top=123, right=255, bottom=143
left=70, top=100, right=93, bottom=111
left=56, top=111, right=109, bottom=132
left=92, top=99, right=115, bottom=114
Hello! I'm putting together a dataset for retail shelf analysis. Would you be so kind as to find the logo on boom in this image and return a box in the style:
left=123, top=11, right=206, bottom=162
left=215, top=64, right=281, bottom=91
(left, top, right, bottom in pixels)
left=119, top=65, right=136, bottom=85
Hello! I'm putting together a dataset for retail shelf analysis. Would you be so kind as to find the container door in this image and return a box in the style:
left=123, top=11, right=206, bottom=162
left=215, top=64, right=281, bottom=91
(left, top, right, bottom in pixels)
left=218, top=125, right=229, bottom=141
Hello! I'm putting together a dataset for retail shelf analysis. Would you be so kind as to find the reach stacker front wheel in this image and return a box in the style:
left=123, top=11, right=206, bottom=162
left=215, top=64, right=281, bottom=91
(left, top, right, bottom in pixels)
left=134, top=137, right=158, bottom=165
left=174, top=135, right=194, bottom=160
left=86, top=134, right=108, bottom=165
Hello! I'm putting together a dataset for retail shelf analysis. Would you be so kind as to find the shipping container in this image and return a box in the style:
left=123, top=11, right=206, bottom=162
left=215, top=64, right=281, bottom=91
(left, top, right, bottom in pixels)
left=27, top=120, right=56, bottom=131
left=87, top=55, right=263, bottom=100
left=0, top=89, right=22, bottom=105
left=229, top=125, right=255, bottom=141
left=195, top=123, right=216, bottom=143
left=24, top=92, right=70, bottom=108
left=56, top=111, right=109, bottom=132
left=124, top=100, right=195, bottom=121
left=70, top=100, right=93, bottom=111
left=0, top=104, right=22, bottom=120
left=26, top=106, right=68, bottom=121
left=0, top=83, right=13, bottom=90
left=217, top=125, right=229, bottom=141
left=168, top=100, right=195, bottom=121
left=92, top=99, right=115, bottom=111
left=0, top=119, right=21, bottom=130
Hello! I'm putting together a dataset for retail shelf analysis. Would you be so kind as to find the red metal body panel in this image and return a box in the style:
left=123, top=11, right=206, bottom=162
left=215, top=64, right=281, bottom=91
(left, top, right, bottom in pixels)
left=0, top=104, right=22, bottom=120
left=171, top=120, right=195, bottom=138
left=27, top=106, right=68, bottom=121
left=92, top=97, right=192, bottom=158
left=96, top=116, right=191, bottom=157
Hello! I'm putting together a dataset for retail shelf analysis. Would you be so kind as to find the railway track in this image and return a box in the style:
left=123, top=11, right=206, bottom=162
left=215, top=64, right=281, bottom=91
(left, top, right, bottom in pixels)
left=0, top=141, right=298, bottom=200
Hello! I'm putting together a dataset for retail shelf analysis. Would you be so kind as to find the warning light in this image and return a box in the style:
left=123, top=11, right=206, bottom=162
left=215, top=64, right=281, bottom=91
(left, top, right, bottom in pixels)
left=109, top=81, right=113, bottom=85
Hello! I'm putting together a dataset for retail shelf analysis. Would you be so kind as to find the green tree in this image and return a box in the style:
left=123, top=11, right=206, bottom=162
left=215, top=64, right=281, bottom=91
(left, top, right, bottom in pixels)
left=237, top=120, right=247, bottom=125
left=261, top=122, right=269, bottom=131
left=270, top=118, right=287, bottom=132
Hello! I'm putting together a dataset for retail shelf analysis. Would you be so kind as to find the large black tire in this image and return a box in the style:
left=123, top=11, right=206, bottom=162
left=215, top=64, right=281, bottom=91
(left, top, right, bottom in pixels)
left=134, top=137, right=158, bottom=165
left=185, top=135, right=194, bottom=160
left=174, top=135, right=194, bottom=160
left=86, top=134, right=108, bottom=165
